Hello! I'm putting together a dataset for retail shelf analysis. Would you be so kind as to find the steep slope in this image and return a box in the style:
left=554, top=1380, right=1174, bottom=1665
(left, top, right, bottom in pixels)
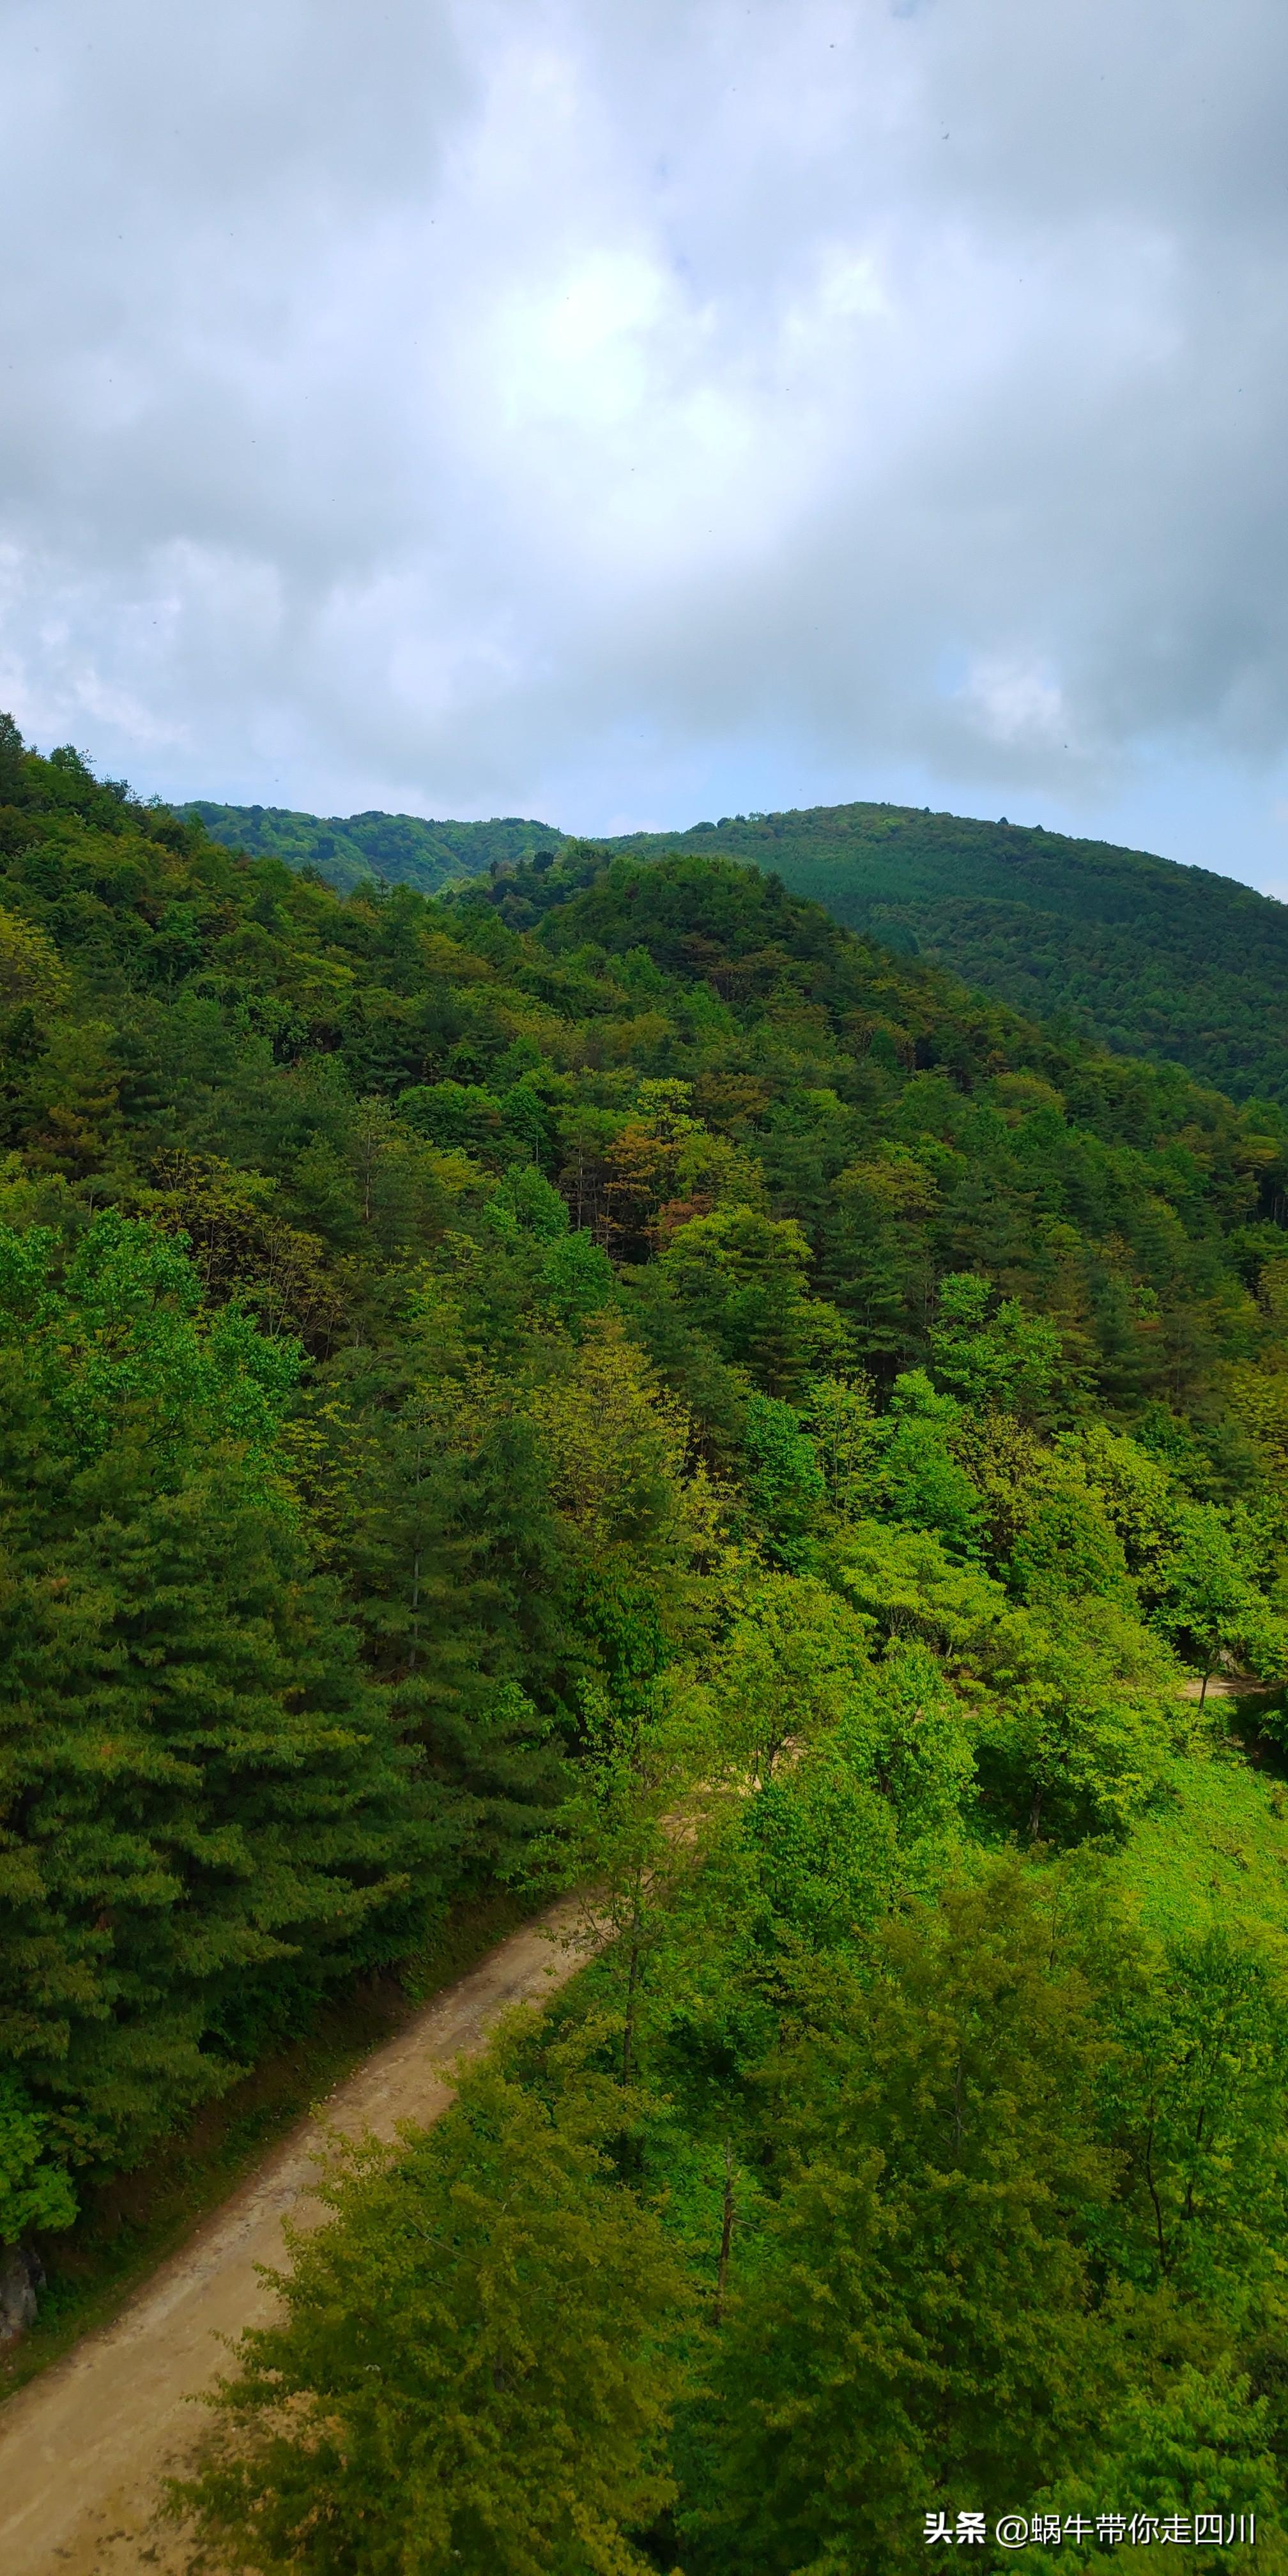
left=9, top=717, right=1288, bottom=2556
left=0, top=1895, right=597, bottom=2576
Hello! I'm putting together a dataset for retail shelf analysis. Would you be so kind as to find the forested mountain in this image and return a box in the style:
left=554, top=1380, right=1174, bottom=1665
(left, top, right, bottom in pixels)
left=196, top=791, right=1288, bottom=1106
left=186, top=797, right=568, bottom=896
left=6, top=719, right=1288, bottom=2566
left=613, top=803, right=1288, bottom=1109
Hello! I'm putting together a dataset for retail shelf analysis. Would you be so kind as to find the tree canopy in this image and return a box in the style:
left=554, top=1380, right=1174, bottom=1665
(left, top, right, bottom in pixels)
left=4, top=719, right=1288, bottom=2560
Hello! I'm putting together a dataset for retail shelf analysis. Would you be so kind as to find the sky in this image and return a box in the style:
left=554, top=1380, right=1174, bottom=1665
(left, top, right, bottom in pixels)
left=3, top=0, right=1288, bottom=891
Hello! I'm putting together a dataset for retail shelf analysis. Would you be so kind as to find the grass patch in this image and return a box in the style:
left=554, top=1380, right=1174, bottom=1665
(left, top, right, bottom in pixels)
left=0, top=1883, right=532, bottom=2404
left=1116, top=1700, right=1288, bottom=1952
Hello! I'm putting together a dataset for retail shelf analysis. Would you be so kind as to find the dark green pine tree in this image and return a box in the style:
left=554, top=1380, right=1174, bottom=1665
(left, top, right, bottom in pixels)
left=314, top=1333, right=575, bottom=1890
left=0, top=1215, right=443, bottom=2176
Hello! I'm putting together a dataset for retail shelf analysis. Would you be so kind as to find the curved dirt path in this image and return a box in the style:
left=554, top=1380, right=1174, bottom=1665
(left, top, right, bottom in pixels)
left=0, top=1892, right=601, bottom=2576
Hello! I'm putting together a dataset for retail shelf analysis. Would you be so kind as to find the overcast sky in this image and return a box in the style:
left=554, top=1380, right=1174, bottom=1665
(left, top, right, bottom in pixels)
left=3, top=0, right=1288, bottom=888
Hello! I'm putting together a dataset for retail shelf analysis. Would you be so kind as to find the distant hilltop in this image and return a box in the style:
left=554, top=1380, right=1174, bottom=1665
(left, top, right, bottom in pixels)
left=185, top=795, right=1288, bottom=1105
left=183, top=801, right=571, bottom=898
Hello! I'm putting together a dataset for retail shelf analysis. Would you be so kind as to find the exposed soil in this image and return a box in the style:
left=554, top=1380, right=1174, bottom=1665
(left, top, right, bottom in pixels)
left=0, top=1891, right=599, bottom=2576
left=1179, top=1673, right=1278, bottom=1701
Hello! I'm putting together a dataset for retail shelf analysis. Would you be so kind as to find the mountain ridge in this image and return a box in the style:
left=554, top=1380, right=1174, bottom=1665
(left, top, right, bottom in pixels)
left=183, top=799, right=570, bottom=898
left=6, top=715, right=1288, bottom=2542
left=186, top=793, right=1288, bottom=1104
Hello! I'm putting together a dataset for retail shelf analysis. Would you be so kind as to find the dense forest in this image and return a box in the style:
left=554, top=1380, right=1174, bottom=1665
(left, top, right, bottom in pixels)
left=194, top=792, right=1288, bottom=1107
left=6, top=719, right=1288, bottom=2566
left=186, top=799, right=568, bottom=898
left=610, top=804, right=1288, bottom=1110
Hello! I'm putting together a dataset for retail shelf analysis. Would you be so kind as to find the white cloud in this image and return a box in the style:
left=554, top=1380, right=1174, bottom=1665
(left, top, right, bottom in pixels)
left=958, top=657, right=1071, bottom=757
left=0, top=0, right=1287, bottom=873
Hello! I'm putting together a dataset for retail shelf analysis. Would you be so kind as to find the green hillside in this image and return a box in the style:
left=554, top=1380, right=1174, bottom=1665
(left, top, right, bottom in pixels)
left=185, top=799, right=569, bottom=896
left=12, top=717, right=1288, bottom=2556
left=195, top=794, right=1288, bottom=1105
left=609, top=803, right=1288, bottom=1107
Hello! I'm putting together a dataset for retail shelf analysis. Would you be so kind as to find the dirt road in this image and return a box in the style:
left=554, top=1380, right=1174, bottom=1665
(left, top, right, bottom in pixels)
left=0, top=1892, right=600, bottom=2576
left=1179, top=1673, right=1278, bottom=1701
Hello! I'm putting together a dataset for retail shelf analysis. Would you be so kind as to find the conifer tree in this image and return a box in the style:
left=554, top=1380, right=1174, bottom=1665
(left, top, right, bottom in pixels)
left=0, top=1215, right=436, bottom=2173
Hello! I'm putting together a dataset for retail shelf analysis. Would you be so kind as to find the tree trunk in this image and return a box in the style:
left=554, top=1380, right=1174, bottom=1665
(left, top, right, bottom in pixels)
left=620, top=1886, right=644, bottom=2090
left=713, top=2141, right=736, bottom=2326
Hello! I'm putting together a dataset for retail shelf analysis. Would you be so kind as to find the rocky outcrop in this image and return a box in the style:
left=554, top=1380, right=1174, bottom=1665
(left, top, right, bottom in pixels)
left=0, top=2245, right=45, bottom=2345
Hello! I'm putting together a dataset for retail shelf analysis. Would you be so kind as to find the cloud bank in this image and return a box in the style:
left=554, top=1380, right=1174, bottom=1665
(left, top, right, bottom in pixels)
left=3, top=0, right=1288, bottom=879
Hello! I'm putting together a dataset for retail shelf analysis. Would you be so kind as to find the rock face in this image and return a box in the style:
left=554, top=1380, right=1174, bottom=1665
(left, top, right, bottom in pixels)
left=0, top=2246, right=45, bottom=2345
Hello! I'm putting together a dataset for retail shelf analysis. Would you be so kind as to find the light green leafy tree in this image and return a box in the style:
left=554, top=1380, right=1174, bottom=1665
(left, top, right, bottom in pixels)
left=1160, top=1502, right=1288, bottom=1699
left=175, top=2038, right=693, bottom=2575
left=702, top=1571, right=871, bottom=1786
left=1096, top=1929, right=1288, bottom=2319
left=0, top=2073, right=77, bottom=2244
left=683, top=1864, right=1122, bottom=2575
left=930, top=1270, right=1064, bottom=1425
